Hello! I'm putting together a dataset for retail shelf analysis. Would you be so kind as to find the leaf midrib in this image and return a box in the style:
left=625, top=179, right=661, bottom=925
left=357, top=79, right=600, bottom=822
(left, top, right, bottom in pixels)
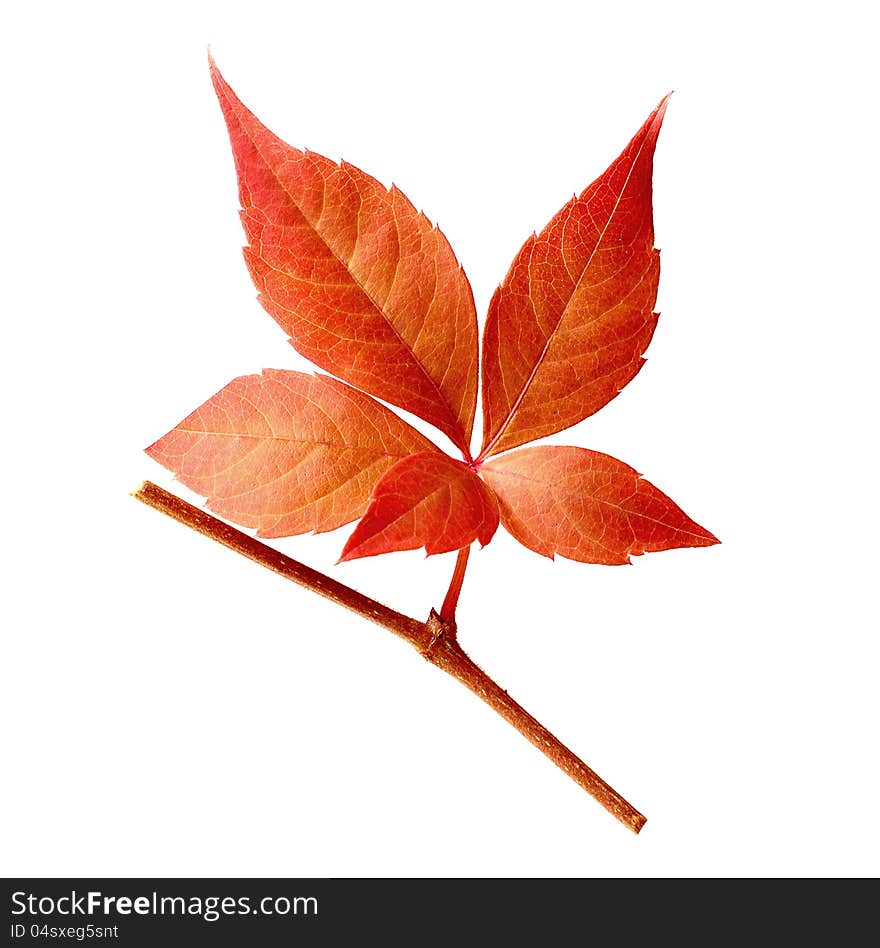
left=177, top=426, right=417, bottom=459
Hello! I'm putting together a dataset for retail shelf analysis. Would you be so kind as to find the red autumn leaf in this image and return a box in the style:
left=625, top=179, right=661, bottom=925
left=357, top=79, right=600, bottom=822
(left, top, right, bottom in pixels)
left=142, top=63, right=721, bottom=833
left=147, top=63, right=716, bottom=574
left=145, top=370, right=434, bottom=538
left=209, top=57, right=478, bottom=455
left=340, top=453, right=499, bottom=560
left=481, top=446, right=718, bottom=565
left=478, top=96, right=669, bottom=460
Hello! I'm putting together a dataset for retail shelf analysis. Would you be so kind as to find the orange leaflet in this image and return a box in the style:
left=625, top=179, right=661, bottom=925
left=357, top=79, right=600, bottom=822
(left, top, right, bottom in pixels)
left=146, top=370, right=434, bottom=538
left=481, top=446, right=718, bottom=565
left=479, top=96, right=670, bottom=460
left=210, top=58, right=478, bottom=456
left=340, top=453, right=499, bottom=560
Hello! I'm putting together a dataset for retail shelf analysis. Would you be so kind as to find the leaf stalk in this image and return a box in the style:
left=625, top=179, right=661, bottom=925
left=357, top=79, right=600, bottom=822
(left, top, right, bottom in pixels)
left=440, top=545, right=470, bottom=626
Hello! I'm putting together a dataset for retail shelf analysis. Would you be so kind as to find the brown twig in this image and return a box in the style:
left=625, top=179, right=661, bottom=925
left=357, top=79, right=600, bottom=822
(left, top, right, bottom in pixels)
left=133, top=480, right=647, bottom=834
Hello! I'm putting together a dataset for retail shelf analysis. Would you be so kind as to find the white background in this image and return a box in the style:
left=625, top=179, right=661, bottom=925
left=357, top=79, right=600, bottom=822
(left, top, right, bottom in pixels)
left=3, top=0, right=878, bottom=878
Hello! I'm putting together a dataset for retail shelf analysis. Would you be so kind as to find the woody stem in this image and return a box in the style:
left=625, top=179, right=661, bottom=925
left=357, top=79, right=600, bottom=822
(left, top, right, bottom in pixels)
left=133, top=480, right=647, bottom=834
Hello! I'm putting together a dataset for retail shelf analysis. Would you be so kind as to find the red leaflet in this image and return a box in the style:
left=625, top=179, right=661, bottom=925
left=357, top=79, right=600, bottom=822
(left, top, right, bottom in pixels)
left=146, top=371, right=433, bottom=538
left=340, top=453, right=499, bottom=560
left=209, top=58, right=478, bottom=455
left=481, top=447, right=718, bottom=565
left=479, top=97, right=669, bottom=460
